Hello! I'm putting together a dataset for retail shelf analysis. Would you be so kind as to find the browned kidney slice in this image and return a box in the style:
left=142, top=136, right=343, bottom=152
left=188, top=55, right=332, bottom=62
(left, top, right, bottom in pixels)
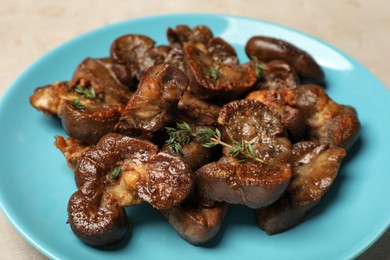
left=256, top=141, right=346, bottom=234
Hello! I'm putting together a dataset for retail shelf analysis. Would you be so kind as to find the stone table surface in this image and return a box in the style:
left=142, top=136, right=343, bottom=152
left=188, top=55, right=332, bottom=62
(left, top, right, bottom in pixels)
left=0, top=0, right=389, bottom=259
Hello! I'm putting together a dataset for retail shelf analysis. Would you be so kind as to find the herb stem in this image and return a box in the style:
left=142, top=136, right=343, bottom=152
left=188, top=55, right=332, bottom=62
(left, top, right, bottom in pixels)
left=208, top=136, right=267, bottom=164
left=165, top=122, right=269, bottom=165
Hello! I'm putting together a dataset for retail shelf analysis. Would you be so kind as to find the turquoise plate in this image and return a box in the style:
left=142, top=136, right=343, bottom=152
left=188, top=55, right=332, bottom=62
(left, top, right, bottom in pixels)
left=0, top=14, right=389, bottom=260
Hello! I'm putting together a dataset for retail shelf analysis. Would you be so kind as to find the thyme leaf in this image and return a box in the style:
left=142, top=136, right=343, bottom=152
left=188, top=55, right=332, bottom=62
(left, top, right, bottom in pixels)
left=252, top=56, right=263, bottom=78
left=75, top=86, right=98, bottom=100
left=164, top=122, right=267, bottom=164
left=165, top=122, right=192, bottom=153
left=71, top=98, right=86, bottom=110
left=209, top=62, right=221, bottom=80
left=109, top=167, right=122, bottom=183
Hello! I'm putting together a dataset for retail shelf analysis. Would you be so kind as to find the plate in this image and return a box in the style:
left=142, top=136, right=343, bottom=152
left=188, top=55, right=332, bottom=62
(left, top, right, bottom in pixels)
left=0, top=13, right=389, bottom=260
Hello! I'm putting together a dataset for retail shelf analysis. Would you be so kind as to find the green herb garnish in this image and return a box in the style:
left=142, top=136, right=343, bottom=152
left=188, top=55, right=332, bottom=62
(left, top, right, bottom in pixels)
left=109, top=167, right=122, bottom=183
left=74, top=86, right=98, bottom=100
left=252, top=56, right=263, bottom=78
left=209, top=62, right=221, bottom=80
left=196, top=127, right=221, bottom=148
left=165, top=122, right=192, bottom=153
left=71, top=98, right=86, bottom=110
left=165, top=122, right=266, bottom=164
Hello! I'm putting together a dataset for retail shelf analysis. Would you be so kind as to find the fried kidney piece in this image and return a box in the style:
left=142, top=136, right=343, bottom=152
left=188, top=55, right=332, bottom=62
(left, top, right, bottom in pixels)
left=184, top=41, right=257, bottom=101
left=256, top=60, right=300, bottom=90
left=163, top=140, right=214, bottom=171
left=115, top=64, right=189, bottom=139
left=30, top=81, right=70, bottom=116
left=61, top=58, right=132, bottom=144
left=68, top=134, right=157, bottom=247
left=68, top=190, right=129, bottom=247
left=284, top=84, right=360, bottom=149
left=70, top=58, right=132, bottom=104
left=246, top=89, right=306, bottom=142
left=54, top=136, right=90, bottom=170
left=218, top=99, right=292, bottom=163
left=207, top=37, right=239, bottom=66
left=135, top=152, right=194, bottom=209
left=256, top=141, right=346, bottom=234
left=178, top=90, right=221, bottom=126
left=248, top=85, right=360, bottom=149
left=194, top=99, right=293, bottom=208
left=30, top=58, right=133, bottom=144
left=246, top=36, right=324, bottom=83
left=68, top=133, right=193, bottom=247
left=167, top=25, right=213, bottom=48
left=110, top=34, right=172, bottom=86
left=161, top=201, right=228, bottom=245
left=196, top=156, right=291, bottom=209
left=60, top=99, right=123, bottom=145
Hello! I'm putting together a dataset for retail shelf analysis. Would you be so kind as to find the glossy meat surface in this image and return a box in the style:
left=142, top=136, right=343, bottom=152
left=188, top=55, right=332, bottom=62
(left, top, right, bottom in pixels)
left=167, top=25, right=213, bottom=48
left=115, top=64, right=189, bottom=138
left=246, top=36, right=324, bottom=83
left=67, top=133, right=193, bottom=246
left=257, top=60, right=299, bottom=90
left=110, top=34, right=168, bottom=85
left=246, top=89, right=306, bottom=141
left=184, top=41, right=257, bottom=101
left=30, top=58, right=133, bottom=144
left=290, top=85, right=360, bottom=149
left=196, top=156, right=291, bottom=208
left=178, top=90, right=221, bottom=126
left=161, top=201, right=227, bottom=245
left=28, top=25, right=363, bottom=245
left=247, top=85, right=360, bottom=149
left=256, top=141, right=346, bottom=234
left=68, top=133, right=158, bottom=246
left=163, top=140, right=215, bottom=171
left=218, top=99, right=292, bottom=163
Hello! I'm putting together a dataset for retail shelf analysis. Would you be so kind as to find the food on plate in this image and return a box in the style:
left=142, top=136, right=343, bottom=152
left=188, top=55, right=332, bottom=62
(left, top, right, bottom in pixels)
left=255, top=60, right=300, bottom=90
left=66, top=133, right=193, bottom=246
left=161, top=201, right=227, bottom=245
left=246, top=89, right=305, bottom=141
left=114, top=64, right=189, bottom=138
left=30, top=58, right=132, bottom=144
left=29, top=24, right=360, bottom=247
left=177, top=90, right=221, bottom=126
left=167, top=25, right=213, bottom=48
left=183, top=40, right=257, bottom=101
left=110, top=34, right=170, bottom=87
left=218, top=99, right=292, bottom=162
left=196, top=156, right=291, bottom=208
left=247, top=84, right=360, bottom=149
left=162, top=124, right=217, bottom=171
left=256, top=141, right=346, bottom=234
left=246, top=36, right=324, bottom=83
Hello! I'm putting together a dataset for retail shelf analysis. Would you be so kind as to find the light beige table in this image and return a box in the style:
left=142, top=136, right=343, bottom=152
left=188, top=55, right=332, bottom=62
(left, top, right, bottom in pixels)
left=0, top=1, right=389, bottom=259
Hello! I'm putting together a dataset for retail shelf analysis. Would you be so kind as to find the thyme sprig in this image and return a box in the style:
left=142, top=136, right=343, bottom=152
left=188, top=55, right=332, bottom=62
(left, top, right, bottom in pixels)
left=165, top=122, right=192, bottom=153
left=74, top=86, right=98, bottom=101
left=165, top=122, right=267, bottom=164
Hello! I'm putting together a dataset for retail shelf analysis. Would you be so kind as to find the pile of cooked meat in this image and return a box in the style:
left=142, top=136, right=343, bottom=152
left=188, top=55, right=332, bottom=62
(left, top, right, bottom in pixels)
left=29, top=25, right=360, bottom=247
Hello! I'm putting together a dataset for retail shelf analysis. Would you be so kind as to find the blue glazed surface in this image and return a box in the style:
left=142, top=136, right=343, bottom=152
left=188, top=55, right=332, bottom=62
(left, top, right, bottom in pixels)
left=0, top=13, right=389, bottom=260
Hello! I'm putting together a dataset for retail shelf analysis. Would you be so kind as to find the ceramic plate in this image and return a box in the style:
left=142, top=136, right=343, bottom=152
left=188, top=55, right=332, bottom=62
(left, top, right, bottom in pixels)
left=0, top=14, right=389, bottom=260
